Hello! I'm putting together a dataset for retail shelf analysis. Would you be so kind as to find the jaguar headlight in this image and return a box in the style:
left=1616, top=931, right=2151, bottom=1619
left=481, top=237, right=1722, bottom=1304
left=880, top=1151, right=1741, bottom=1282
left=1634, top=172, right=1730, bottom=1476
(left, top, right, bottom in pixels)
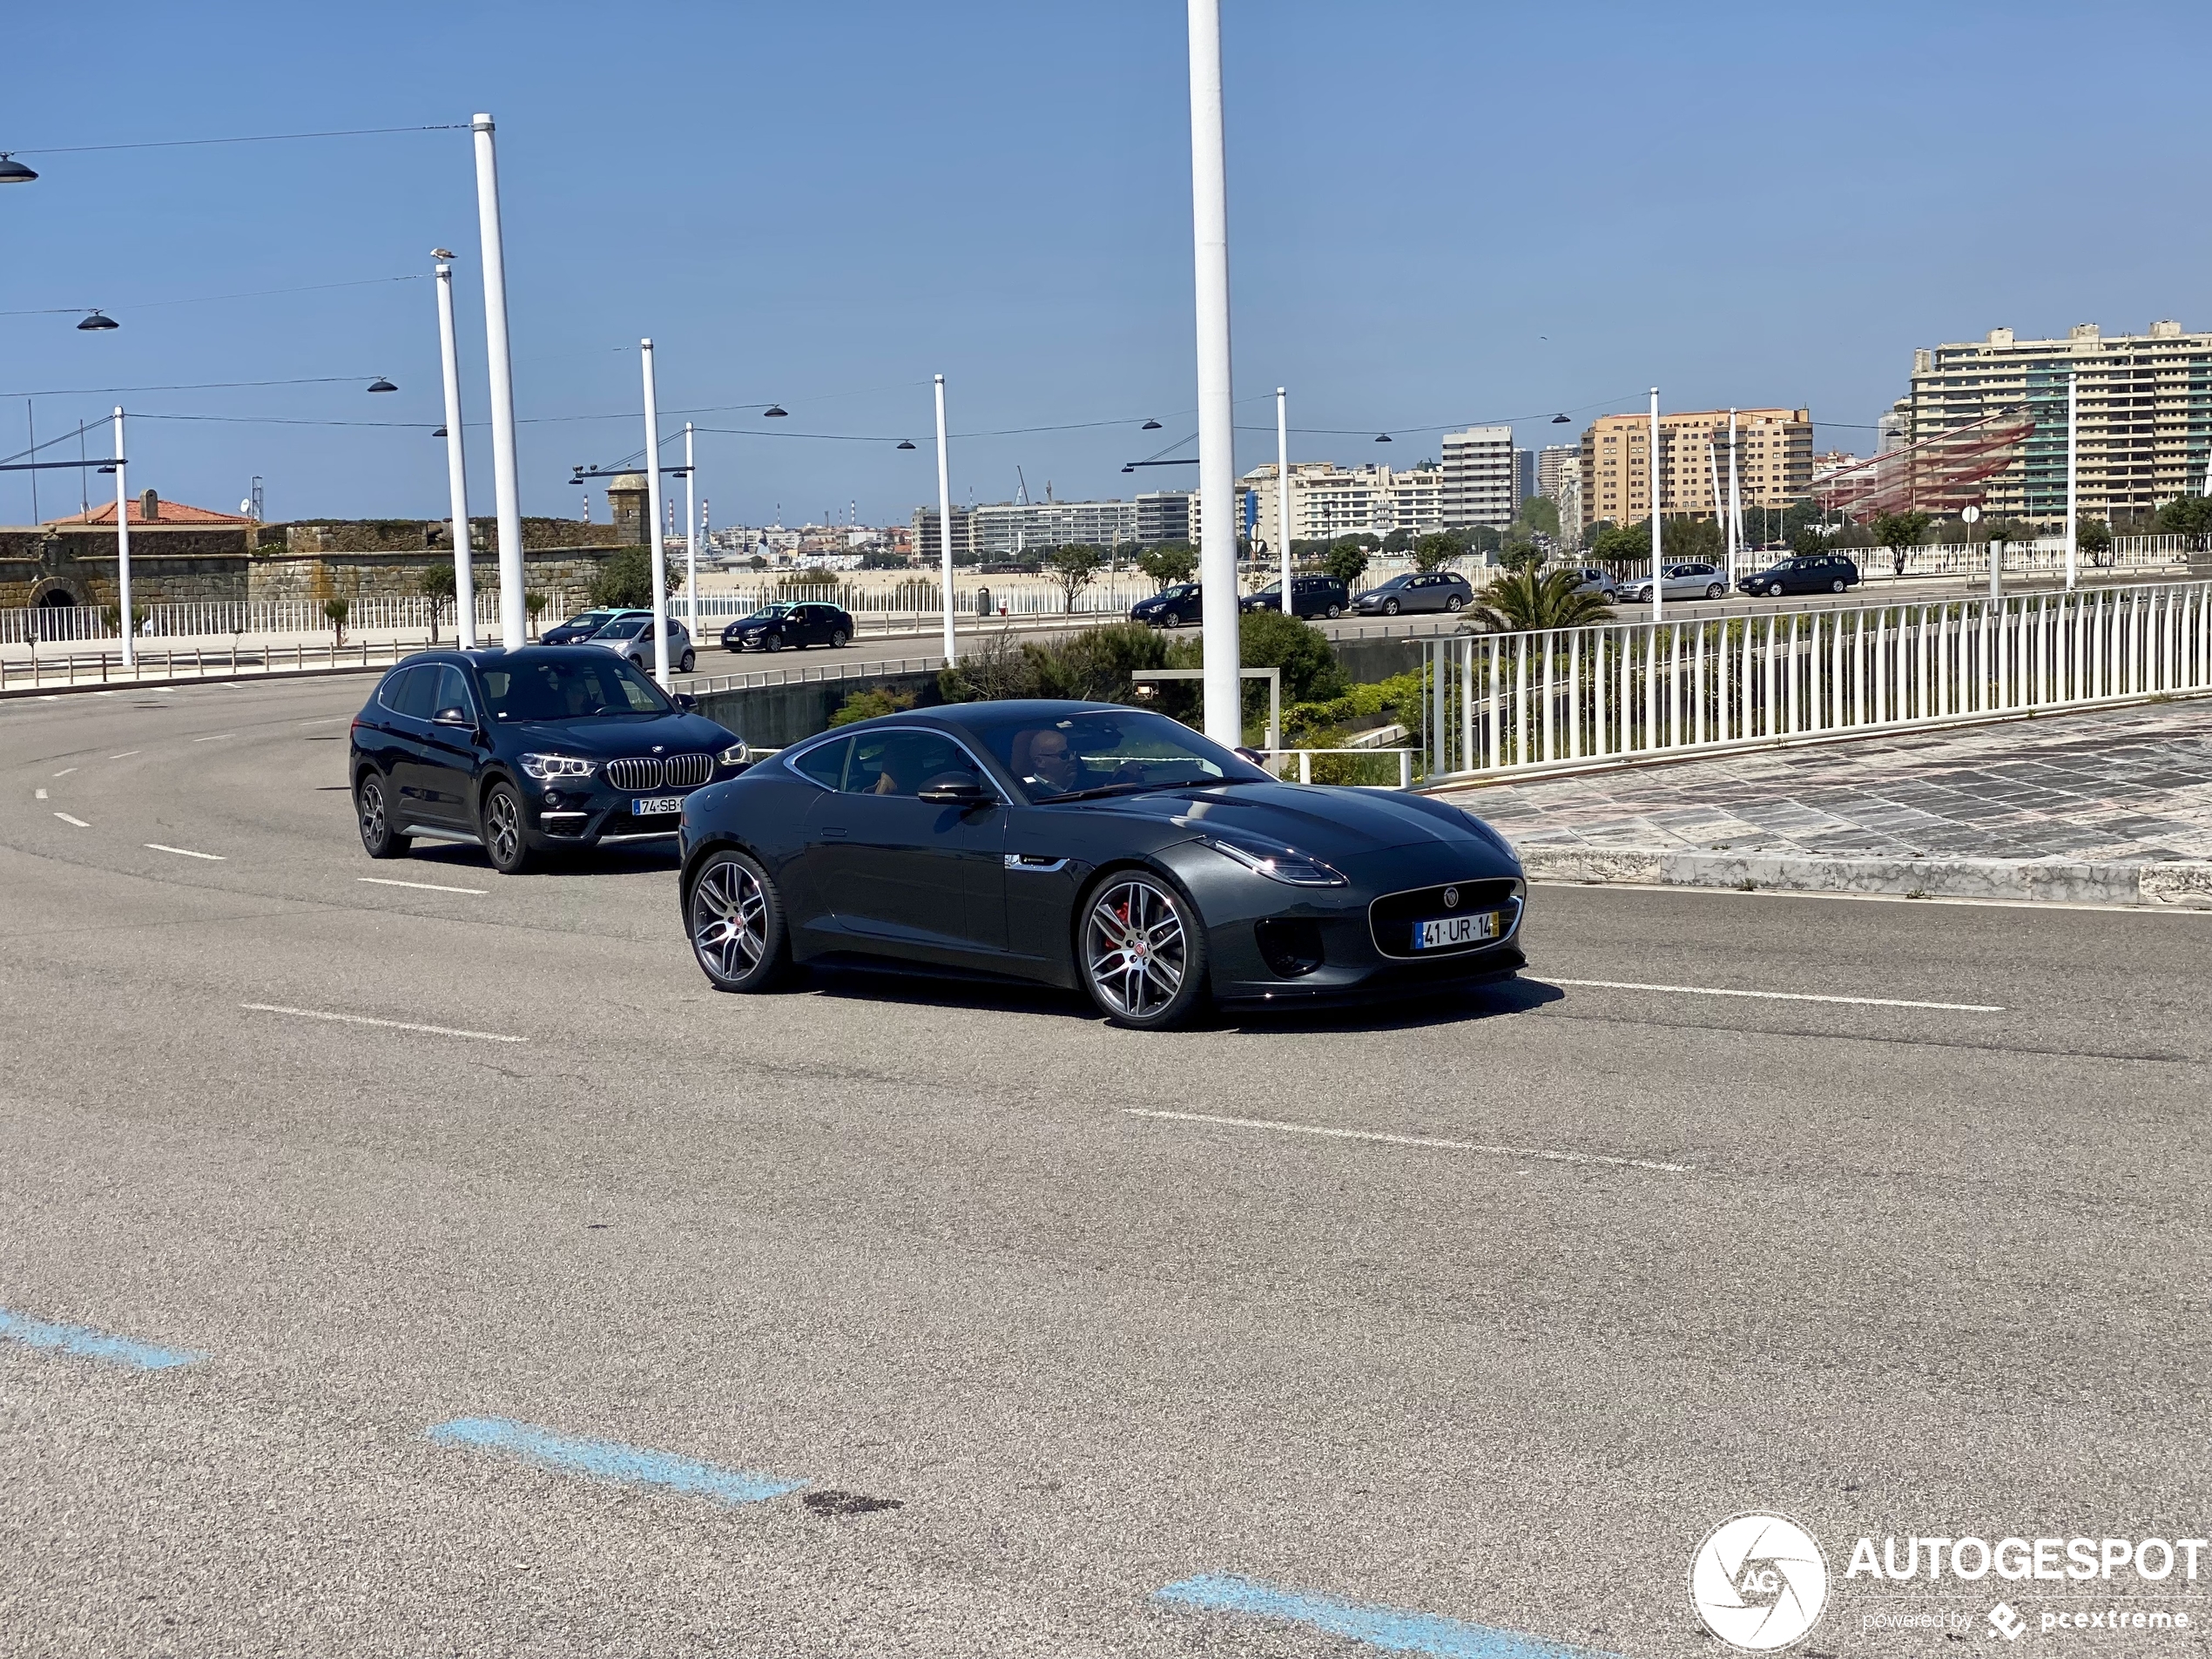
left=518, top=752, right=596, bottom=780
left=1207, top=835, right=1345, bottom=887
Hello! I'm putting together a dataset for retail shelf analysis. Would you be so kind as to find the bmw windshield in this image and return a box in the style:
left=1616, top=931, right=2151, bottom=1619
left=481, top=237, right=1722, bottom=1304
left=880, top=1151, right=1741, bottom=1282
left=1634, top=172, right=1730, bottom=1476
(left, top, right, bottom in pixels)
left=479, top=655, right=672, bottom=721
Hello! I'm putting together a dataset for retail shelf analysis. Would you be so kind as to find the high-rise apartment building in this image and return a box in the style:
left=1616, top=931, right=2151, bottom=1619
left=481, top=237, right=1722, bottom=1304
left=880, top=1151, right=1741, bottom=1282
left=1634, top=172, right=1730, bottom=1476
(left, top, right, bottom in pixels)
left=970, top=498, right=1137, bottom=556
left=1136, top=491, right=1193, bottom=546
left=1900, top=321, right=2212, bottom=522
left=909, top=506, right=976, bottom=563
left=1242, top=461, right=1443, bottom=544
left=1536, top=444, right=1579, bottom=501
left=1440, top=427, right=1515, bottom=528
left=1578, top=408, right=1812, bottom=528
left=1512, top=448, right=1537, bottom=512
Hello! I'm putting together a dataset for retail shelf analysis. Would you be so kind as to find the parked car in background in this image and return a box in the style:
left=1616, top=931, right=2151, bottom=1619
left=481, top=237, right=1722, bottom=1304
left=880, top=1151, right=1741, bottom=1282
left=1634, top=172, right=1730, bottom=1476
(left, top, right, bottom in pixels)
left=720, top=602, right=855, bottom=652
left=1240, top=575, right=1350, bottom=619
left=589, top=612, right=695, bottom=673
left=1350, top=570, right=1474, bottom=616
left=1566, top=567, right=1618, bottom=598
left=349, top=648, right=744, bottom=874
left=1737, top=553, right=1863, bottom=597
left=1130, top=583, right=1202, bottom=628
left=543, top=606, right=646, bottom=646
left=1621, top=563, right=1727, bottom=604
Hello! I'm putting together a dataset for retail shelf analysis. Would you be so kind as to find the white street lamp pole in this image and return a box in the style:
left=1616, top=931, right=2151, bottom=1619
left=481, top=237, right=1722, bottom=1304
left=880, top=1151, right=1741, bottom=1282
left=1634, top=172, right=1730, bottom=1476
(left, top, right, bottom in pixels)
left=1276, top=387, right=1291, bottom=618
left=1648, top=388, right=1664, bottom=623
left=472, top=113, right=526, bottom=648
left=1726, top=407, right=1742, bottom=583
left=1188, top=0, right=1241, bottom=746
left=434, top=261, right=476, bottom=649
left=2064, top=373, right=2079, bottom=591
left=684, top=421, right=698, bottom=641
left=640, top=340, right=670, bottom=687
left=934, top=374, right=955, bottom=663
left=112, top=407, right=132, bottom=670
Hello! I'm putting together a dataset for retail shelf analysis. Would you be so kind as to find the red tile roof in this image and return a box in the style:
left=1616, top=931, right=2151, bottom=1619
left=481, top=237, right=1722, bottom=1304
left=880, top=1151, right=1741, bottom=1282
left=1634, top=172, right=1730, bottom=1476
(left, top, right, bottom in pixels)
left=48, top=495, right=252, bottom=527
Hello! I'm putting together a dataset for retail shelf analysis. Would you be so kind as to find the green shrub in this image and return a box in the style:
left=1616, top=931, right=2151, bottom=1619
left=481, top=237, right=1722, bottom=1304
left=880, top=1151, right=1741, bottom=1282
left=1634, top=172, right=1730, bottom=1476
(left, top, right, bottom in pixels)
left=830, top=686, right=919, bottom=726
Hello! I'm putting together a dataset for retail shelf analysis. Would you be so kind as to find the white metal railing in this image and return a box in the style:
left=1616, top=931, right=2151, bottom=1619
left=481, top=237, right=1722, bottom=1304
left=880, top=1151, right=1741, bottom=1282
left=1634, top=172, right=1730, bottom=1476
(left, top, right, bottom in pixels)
left=1421, top=579, right=2212, bottom=783
left=1264, top=747, right=1416, bottom=790
left=0, top=635, right=440, bottom=691
left=0, top=590, right=577, bottom=647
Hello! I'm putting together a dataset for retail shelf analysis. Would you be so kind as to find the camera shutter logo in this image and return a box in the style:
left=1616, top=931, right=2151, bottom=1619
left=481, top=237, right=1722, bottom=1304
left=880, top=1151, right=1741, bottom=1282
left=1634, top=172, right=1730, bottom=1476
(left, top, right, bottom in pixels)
left=1688, top=1513, right=1829, bottom=1651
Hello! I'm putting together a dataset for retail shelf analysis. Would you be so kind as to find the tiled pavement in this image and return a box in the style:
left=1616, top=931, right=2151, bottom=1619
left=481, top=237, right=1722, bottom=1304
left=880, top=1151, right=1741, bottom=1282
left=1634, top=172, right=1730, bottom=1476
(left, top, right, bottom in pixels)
left=1444, top=698, right=2212, bottom=867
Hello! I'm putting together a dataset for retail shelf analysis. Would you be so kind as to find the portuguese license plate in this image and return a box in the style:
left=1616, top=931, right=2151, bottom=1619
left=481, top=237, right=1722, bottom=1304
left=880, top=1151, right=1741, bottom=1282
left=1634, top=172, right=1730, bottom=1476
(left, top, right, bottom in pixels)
left=631, top=796, right=683, bottom=816
left=1413, top=911, right=1500, bottom=950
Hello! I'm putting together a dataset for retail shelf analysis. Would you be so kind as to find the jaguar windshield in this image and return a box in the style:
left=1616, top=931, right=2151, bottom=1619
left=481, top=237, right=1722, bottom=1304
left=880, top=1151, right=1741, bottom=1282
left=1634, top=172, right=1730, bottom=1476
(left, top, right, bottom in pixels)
left=970, top=708, right=1269, bottom=802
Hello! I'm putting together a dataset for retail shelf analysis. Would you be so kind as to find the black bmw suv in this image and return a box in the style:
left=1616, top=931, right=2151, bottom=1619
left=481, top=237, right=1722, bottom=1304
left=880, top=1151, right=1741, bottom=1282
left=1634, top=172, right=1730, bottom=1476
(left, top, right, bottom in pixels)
left=349, top=647, right=745, bottom=874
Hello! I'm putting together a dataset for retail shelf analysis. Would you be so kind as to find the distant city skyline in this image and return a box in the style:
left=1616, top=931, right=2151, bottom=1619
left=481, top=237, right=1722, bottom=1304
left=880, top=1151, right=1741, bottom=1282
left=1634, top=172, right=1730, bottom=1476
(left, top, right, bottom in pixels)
left=5, top=0, right=2207, bottom=529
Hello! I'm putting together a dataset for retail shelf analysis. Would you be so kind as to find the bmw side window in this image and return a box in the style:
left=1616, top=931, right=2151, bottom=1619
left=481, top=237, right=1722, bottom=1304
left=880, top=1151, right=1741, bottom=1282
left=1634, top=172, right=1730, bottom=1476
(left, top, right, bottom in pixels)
left=388, top=666, right=437, bottom=720
left=788, top=736, right=849, bottom=791
left=434, top=665, right=475, bottom=720
left=375, top=667, right=415, bottom=714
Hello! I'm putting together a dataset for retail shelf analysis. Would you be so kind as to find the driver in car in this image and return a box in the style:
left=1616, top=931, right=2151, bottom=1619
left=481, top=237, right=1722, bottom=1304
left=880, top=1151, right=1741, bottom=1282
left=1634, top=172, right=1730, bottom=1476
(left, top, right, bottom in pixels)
left=1022, top=727, right=1081, bottom=797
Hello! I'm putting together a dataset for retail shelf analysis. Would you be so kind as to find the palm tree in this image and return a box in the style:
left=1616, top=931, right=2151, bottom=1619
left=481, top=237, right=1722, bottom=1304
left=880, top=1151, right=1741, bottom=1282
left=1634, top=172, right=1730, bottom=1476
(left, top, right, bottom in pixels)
left=1467, top=566, right=1614, bottom=633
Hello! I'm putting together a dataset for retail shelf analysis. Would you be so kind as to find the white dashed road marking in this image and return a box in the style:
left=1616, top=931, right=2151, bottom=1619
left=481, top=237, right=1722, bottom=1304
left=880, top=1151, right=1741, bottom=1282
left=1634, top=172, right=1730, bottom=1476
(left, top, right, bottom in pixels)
left=192, top=734, right=233, bottom=743
left=35, top=788, right=46, bottom=799
left=1546, top=977, right=2003, bottom=1013
left=52, top=767, right=78, bottom=776
left=358, top=877, right=489, bottom=896
left=145, top=844, right=225, bottom=861
left=109, top=751, right=140, bottom=759
left=241, top=1004, right=526, bottom=1043
left=53, top=813, right=89, bottom=828
left=1124, top=1109, right=1694, bottom=1173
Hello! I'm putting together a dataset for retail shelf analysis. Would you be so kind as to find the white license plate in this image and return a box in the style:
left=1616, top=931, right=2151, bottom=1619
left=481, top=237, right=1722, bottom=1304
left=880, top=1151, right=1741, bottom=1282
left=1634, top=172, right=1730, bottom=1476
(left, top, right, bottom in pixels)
left=1413, top=911, right=1500, bottom=950
left=631, top=796, right=683, bottom=816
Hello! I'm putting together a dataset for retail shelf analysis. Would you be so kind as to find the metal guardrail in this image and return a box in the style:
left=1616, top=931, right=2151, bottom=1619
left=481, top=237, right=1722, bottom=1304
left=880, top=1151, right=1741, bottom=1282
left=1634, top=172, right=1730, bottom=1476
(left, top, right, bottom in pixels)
left=0, top=636, right=435, bottom=691
left=1420, top=579, right=2212, bottom=785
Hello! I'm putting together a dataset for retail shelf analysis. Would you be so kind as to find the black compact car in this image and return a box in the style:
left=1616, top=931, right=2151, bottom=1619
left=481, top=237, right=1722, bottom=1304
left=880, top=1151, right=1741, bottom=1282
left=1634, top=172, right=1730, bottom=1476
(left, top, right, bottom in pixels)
left=1737, top=553, right=1862, bottom=597
left=1129, top=583, right=1202, bottom=628
left=721, top=602, right=855, bottom=652
left=676, top=700, right=1526, bottom=1028
left=543, top=606, right=646, bottom=646
left=1351, top=570, right=1474, bottom=616
left=1240, top=575, right=1351, bottom=619
left=349, top=647, right=744, bottom=874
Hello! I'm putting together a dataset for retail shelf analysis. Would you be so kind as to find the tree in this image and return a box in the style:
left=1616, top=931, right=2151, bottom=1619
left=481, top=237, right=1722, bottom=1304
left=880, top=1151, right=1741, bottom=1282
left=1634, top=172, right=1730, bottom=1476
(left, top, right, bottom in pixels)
left=2155, top=494, right=2212, bottom=551
left=2076, top=516, right=2113, bottom=565
left=322, top=597, right=349, bottom=646
left=1498, top=531, right=1543, bottom=572
left=1789, top=524, right=1830, bottom=556
left=831, top=685, right=918, bottom=726
left=1869, top=509, right=1932, bottom=577
left=1323, top=540, right=1371, bottom=588
left=858, top=548, right=909, bottom=570
left=1412, top=531, right=1460, bottom=573
left=1661, top=516, right=1723, bottom=563
left=1469, top=567, right=1615, bottom=634
left=1167, top=606, right=1345, bottom=726
left=1379, top=528, right=1415, bottom=553
left=523, top=591, right=548, bottom=637
left=418, top=562, right=455, bottom=644
left=1042, top=542, right=1109, bottom=611
left=589, top=545, right=681, bottom=608
left=1465, top=524, right=1504, bottom=556
left=1588, top=520, right=1652, bottom=564
left=1513, top=496, right=1561, bottom=539
left=1137, top=541, right=1198, bottom=589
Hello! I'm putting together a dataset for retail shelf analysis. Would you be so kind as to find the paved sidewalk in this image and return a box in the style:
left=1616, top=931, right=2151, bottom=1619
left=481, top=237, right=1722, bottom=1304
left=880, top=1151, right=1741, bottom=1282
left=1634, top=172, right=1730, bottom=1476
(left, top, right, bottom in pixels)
left=1440, top=698, right=2212, bottom=906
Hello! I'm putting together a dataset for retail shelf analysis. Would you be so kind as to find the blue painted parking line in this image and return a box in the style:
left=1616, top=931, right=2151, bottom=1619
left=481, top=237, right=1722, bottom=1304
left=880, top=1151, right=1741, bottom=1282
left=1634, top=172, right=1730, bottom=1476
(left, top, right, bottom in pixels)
left=0, top=1306, right=203, bottom=1371
left=1156, top=1574, right=1622, bottom=1659
left=427, top=1416, right=806, bottom=1506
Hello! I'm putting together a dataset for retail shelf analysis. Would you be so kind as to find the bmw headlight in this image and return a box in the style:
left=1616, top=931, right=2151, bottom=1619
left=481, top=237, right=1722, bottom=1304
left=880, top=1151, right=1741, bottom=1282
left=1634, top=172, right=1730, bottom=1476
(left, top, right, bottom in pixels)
left=518, top=752, right=596, bottom=780
left=717, top=741, right=749, bottom=767
left=1206, top=835, right=1345, bottom=887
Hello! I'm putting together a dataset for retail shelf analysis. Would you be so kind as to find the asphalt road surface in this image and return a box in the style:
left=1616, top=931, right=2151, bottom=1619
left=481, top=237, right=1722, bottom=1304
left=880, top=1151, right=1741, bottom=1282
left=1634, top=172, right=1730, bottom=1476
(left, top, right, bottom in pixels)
left=3, top=676, right=2208, bottom=1659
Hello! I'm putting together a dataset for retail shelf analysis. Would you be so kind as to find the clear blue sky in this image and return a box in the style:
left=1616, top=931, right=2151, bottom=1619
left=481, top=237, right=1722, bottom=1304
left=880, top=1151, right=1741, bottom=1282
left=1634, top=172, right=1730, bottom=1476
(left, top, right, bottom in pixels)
left=5, top=0, right=2207, bottom=529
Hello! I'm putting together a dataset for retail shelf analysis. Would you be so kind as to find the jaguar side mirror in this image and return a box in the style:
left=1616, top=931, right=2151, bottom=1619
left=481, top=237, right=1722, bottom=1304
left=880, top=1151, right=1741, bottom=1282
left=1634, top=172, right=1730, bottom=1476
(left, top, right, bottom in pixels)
left=674, top=692, right=698, bottom=711
left=918, top=779, right=993, bottom=808
left=1233, top=745, right=1267, bottom=766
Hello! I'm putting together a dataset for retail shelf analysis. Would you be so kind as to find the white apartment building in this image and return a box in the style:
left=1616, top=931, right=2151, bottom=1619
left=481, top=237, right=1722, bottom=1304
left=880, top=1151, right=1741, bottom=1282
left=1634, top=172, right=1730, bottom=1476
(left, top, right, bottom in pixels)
left=1440, top=427, right=1514, bottom=528
left=1536, top=444, right=1579, bottom=501
left=1240, top=461, right=1444, bottom=547
left=969, top=498, right=1138, bottom=556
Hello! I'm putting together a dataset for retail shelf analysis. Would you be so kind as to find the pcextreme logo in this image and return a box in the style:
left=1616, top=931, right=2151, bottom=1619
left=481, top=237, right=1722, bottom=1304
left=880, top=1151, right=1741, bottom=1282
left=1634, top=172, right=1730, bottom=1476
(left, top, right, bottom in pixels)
left=1688, top=1513, right=1831, bottom=1651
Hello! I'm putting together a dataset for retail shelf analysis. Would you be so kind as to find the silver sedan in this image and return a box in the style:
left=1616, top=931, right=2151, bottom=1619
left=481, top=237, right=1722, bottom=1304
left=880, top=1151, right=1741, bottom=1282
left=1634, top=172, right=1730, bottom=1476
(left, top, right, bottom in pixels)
left=1621, top=562, right=1728, bottom=604
left=589, top=613, right=696, bottom=674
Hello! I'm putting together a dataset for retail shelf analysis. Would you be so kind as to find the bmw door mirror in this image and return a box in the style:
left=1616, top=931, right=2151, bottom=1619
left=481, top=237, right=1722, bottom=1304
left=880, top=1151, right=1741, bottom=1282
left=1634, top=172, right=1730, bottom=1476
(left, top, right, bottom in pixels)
left=918, top=779, right=993, bottom=808
left=432, top=705, right=473, bottom=727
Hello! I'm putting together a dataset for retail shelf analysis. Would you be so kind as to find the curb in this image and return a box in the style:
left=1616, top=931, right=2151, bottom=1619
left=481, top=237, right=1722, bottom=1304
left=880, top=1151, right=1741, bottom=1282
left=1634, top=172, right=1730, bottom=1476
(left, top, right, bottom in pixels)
left=1515, top=844, right=2212, bottom=909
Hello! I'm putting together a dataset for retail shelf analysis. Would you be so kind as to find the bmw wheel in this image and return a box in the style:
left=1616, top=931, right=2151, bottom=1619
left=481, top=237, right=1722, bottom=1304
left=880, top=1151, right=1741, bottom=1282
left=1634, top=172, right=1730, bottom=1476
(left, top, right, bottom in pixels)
left=481, top=781, right=536, bottom=874
left=355, top=772, right=410, bottom=860
left=1079, top=871, right=1207, bottom=1030
left=688, top=849, right=788, bottom=991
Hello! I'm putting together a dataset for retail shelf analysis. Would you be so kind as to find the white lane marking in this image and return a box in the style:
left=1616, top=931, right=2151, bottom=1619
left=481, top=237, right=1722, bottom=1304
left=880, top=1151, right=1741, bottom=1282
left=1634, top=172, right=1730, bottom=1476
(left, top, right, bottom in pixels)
left=145, top=843, right=226, bottom=861
left=52, top=767, right=78, bottom=776
left=298, top=717, right=347, bottom=726
left=1546, top=977, right=2003, bottom=1013
left=241, top=1003, right=525, bottom=1043
left=192, top=733, right=233, bottom=743
left=34, top=788, right=46, bottom=799
left=357, top=876, right=489, bottom=895
left=1123, top=1108, right=1693, bottom=1173
left=1526, top=880, right=2212, bottom=920
left=53, top=812, right=89, bottom=828
left=109, top=751, right=140, bottom=759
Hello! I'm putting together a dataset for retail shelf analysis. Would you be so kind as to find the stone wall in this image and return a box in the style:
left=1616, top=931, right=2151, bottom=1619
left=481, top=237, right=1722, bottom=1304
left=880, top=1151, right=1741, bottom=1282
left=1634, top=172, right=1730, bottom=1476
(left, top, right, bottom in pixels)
left=278, top=518, right=624, bottom=553
left=246, top=545, right=631, bottom=604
